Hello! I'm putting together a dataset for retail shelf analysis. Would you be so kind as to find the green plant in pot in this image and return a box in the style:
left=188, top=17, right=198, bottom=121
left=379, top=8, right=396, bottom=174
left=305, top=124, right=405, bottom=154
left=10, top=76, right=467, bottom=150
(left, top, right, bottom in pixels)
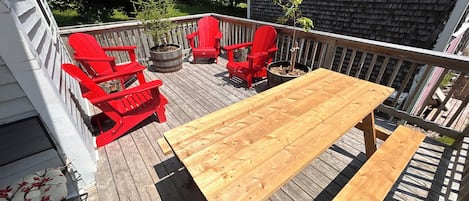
left=134, top=0, right=183, bottom=73
left=267, top=0, right=314, bottom=87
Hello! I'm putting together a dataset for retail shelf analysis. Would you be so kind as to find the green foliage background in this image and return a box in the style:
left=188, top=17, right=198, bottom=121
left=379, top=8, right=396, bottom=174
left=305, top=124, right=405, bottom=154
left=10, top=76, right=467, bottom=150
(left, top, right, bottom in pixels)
left=49, top=0, right=247, bottom=26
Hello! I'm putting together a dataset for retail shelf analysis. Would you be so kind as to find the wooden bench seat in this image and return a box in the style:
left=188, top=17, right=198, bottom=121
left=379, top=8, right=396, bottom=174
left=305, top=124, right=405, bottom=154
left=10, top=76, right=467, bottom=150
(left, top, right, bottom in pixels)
left=333, top=125, right=425, bottom=201
left=157, top=138, right=172, bottom=155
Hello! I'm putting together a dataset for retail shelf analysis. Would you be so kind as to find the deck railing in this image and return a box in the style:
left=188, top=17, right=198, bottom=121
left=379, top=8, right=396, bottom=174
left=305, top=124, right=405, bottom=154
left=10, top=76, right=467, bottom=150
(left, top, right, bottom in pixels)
left=59, top=13, right=468, bottom=144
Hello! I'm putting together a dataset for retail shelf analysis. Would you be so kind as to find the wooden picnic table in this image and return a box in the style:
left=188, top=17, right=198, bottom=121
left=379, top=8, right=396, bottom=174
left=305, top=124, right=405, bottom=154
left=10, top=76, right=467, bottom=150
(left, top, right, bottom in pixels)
left=163, top=68, right=394, bottom=201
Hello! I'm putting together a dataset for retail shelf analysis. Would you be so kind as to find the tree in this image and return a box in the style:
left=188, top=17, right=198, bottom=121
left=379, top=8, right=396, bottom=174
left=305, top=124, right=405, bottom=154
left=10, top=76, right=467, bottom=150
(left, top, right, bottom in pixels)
left=134, top=0, right=176, bottom=47
left=273, top=0, right=313, bottom=72
left=48, top=0, right=135, bottom=23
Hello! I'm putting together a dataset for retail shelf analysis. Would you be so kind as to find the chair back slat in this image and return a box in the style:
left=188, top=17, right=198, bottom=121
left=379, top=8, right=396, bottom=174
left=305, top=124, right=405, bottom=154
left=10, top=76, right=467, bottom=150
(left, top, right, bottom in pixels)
left=198, top=16, right=220, bottom=48
left=251, top=26, right=277, bottom=66
left=61, top=63, right=107, bottom=97
left=69, top=33, right=113, bottom=76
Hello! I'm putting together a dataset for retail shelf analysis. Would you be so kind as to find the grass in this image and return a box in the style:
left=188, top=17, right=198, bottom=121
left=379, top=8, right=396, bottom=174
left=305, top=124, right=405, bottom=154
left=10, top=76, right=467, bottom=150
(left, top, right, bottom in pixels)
left=171, top=3, right=246, bottom=17
left=53, top=9, right=129, bottom=26
left=53, top=3, right=246, bottom=27
left=440, top=71, right=456, bottom=88
left=437, top=135, right=455, bottom=146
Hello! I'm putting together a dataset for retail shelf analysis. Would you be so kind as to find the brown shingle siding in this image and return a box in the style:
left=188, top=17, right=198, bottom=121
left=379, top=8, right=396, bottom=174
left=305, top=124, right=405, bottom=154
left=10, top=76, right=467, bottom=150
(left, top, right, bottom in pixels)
left=251, top=0, right=457, bottom=49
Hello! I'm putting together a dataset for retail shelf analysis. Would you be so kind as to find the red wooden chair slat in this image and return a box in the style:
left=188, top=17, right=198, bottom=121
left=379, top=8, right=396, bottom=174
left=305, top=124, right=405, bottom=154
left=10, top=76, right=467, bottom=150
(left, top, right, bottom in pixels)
left=69, top=33, right=146, bottom=84
left=186, top=16, right=222, bottom=63
left=62, top=63, right=168, bottom=147
left=224, top=26, right=278, bottom=88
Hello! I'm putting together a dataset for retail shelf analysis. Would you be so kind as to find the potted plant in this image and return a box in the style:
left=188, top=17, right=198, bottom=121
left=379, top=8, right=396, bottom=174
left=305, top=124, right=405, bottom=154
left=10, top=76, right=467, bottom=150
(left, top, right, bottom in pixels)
left=134, top=0, right=183, bottom=72
left=267, top=0, right=314, bottom=87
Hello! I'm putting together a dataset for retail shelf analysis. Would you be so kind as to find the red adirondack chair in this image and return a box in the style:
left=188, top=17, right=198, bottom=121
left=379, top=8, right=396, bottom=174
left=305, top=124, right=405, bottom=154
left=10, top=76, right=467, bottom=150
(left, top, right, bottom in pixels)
left=68, top=33, right=146, bottom=84
left=61, top=63, right=168, bottom=147
left=186, top=16, right=222, bottom=63
left=224, top=26, right=278, bottom=88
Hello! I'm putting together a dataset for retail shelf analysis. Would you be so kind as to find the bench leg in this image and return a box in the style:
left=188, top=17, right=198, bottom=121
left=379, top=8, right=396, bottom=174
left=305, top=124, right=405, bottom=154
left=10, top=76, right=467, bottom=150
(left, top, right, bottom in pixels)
left=363, top=112, right=377, bottom=158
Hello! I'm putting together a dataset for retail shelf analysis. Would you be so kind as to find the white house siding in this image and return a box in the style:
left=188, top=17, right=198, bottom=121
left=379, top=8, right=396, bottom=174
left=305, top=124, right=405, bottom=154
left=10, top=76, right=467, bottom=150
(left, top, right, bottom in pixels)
left=0, top=56, right=37, bottom=124
left=0, top=0, right=97, bottom=190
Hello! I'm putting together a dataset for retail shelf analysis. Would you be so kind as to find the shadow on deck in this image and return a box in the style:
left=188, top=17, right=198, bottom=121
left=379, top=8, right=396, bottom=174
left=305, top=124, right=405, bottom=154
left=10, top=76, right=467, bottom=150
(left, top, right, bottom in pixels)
left=82, top=58, right=461, bottom=201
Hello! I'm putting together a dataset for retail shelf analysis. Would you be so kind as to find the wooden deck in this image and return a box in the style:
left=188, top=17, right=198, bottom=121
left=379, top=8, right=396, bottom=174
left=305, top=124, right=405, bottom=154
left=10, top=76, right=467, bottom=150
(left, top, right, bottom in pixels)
left=83, top=58, right=461, bottom=201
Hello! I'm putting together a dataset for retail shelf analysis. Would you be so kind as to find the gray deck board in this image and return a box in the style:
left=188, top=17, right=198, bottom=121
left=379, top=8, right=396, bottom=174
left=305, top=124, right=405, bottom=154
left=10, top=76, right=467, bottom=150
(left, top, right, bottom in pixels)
left=85, top=58, right=459, bottom=201
left=95, top=148, right=119, bottom=201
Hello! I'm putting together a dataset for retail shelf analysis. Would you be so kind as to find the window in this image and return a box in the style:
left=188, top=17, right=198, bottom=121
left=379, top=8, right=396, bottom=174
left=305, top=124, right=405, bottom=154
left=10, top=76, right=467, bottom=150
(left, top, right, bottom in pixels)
left=0, top=117, right=55, bottom=166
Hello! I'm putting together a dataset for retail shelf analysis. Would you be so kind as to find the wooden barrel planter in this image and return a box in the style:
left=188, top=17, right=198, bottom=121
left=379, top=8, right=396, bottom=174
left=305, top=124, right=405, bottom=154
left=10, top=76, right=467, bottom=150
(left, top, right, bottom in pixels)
left=267, top=61, right=310, bottom=88
left=149, top=44, right=182, bottom=73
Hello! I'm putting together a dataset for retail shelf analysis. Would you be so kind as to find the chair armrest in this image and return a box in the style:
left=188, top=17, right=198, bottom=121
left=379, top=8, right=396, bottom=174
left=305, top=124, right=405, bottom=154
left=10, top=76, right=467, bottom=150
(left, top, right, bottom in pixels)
left=215, top=32, right=223, bottom=39
left=267, top=47, right=278, bottom=54
left=102, top=46, right=137, bottom=51
left=92, top=65, right=146, bottom=83
left=247, top=52, right=268, bottom=60
left=224, top=42, right=253, bottom=62
left=186, top=31, right=199, bottom=40
left=102, top=46, right=138, bottom=62
left=89, top=80, right=163, bottom=104
left=74, top=56, right=115, bottom=62
left=223, top=42, right=253, bottom=51
left=186, top=31, right=199, bottom=48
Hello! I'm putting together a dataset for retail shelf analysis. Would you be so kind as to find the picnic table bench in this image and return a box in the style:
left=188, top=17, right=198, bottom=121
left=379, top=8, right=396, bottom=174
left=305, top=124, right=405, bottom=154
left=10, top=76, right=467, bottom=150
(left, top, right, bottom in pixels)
left=333, top=125, right=425, bottom=200
left=162, top=68, right=394, bottom=200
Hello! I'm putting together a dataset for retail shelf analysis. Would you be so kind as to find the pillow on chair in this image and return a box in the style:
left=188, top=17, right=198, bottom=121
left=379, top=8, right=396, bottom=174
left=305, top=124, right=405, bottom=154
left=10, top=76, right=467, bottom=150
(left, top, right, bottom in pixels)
left=0, top=168, right=67, bottom=201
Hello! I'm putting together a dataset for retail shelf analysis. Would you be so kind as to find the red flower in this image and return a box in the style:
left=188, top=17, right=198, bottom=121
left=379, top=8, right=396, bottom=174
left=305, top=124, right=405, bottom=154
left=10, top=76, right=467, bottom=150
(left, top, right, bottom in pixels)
left=1, top=186, right=12, bottom=198
left=0, top=186, right=12, bottom=193
left=22, top=186, right=33, bottom=193
left=19, top=181, right=28, bottom=187
left=32, top=177, right=52, bottom=188
left=41, top=195, right=51, bottom=201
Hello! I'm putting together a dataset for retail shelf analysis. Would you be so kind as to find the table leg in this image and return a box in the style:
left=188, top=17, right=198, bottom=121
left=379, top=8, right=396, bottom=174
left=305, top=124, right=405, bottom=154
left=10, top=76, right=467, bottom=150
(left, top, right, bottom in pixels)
left=363, top=112, right=377, bottom=158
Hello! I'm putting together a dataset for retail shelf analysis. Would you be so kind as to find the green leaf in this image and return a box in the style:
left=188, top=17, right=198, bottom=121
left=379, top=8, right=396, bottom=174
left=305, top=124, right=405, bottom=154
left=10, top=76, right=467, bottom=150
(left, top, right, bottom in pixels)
left=291, top=0, right=302, bottom=6
left=276, top=16, right=288, bottom=24
left=297, top=17, right=313, bottom=31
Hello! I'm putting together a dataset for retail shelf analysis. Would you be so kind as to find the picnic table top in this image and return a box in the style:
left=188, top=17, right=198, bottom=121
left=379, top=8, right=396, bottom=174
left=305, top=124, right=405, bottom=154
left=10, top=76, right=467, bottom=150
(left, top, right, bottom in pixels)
left=164, top=68, right=394, bottom=201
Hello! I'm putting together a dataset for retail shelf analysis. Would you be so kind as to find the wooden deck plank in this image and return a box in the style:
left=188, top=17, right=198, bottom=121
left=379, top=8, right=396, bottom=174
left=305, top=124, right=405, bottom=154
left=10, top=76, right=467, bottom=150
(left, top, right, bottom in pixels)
left=174, top=63, right=241, bottom=112
left=291, top=172, right=334, bottom=200
left=301, top=161, right=343, bottom=196
left=268, top=190, right=294, bottom=201
left=131, top=126, right=164, bottom=183
left=186, top=61, right=255, bottom=100
left=95, top=148, right=120, bottom=201
left=118, top=134, right=161, bottom=201
left=105, top=140, right=142, bottom=201
left=140, top=124, right=187, bottom=201
left=89, top=59, right=458, bottom=201
left=281, top=181, right=314, bottom=200
left=142, top=122, right=173, bottom=159
left=168, top=70, right=228, bottom=113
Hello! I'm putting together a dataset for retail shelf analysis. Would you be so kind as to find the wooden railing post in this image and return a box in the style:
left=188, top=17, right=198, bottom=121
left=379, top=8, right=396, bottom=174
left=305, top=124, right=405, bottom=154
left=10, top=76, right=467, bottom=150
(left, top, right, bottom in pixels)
left=320, top=40, right=337, bottom=69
